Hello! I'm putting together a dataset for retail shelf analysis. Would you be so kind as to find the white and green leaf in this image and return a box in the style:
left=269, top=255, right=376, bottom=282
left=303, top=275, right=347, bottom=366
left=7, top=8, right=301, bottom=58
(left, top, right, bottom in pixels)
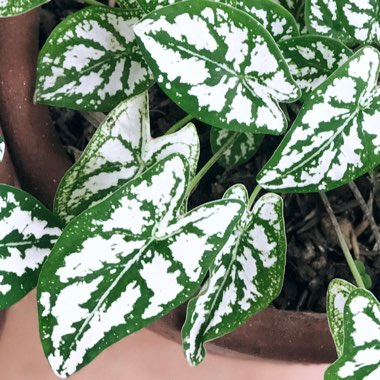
left=325, top=288, right=380, bottom=380
left=134, top=0, right=300, bottom=135
left=305, top=0, right=349, bottom=43
left=279, top=35, right=351, bottom=101
left=340, top=0, right=380, bottom=44
left=54, top=92, right=199, bottom=224
left=236, top=0, right=299, bottom=41
left=117, top=0, right=141, bottom=9
left=327, top=279, right=356, bottom=357
left=182, top=184, right=286, bottom=366
left=0, top=185, right=62, bottom=310
left=38, top=154, right=244, bottom=378
left=0, top=137, right=4, bottom=162
left=0, top=0, right=48, bottom=17
left=257, top=46, right=380, bottom=193
left=35, top=6, right=154, bottom=112
left=210, top=128, right=263, bottom=169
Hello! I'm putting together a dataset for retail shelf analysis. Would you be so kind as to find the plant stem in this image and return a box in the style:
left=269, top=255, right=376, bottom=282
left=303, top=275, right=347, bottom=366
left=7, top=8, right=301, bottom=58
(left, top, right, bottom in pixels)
left=165, top=115, right=193, bottom=135
left=187, top=132, right=239, bottom=195
left=248, top=184, right=262, bottom=209
left=320, top=192, right=365, bottom=288
left=78, top=0, right=105, bottom=6
left=349, top=181, right=380, bottom=249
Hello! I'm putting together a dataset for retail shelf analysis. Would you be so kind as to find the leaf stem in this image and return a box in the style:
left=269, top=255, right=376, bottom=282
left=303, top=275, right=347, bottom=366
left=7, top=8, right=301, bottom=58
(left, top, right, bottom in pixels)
left=348, top=181, right=380, bottom=250
left=248, top=184, right=262, bottom=210
left=77, top=0, right=106, bottom=6
left=320, top=192, right=365, bottom=289
left=187, top=132, right=239, bottom=195
left=165, top=115, right=193, bottom=135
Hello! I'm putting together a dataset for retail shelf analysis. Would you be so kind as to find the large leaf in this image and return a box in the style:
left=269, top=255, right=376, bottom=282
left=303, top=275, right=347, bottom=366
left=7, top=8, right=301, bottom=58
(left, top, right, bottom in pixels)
left=305, top=0, right=349, bottom=43
left=0, top=185, right=62, bottom=309
left=279, top=35, right=351, bottom=101
left=340, top=0, right=380, bottom=44
left=182, top=184, right=286, bottom=366
left=134, top=0, right=300, bottom=135
left=327, top=279, right=356, bottom=357
left=210, top=128, right=264, bottom=169
left=38, top=154, right=244, bottom=378
left=325, top=289, right=380, bottom=380
left=236, top=0, right=299, bottom=41
left=0, top=0, right=48, bottom=17
left=0, top=136, right=4, bottom=162
left=257, top=46, right=380, bottom=193
left=54, top=92, right=199, bottom=224
left=35, top=6, right=154, bottom=112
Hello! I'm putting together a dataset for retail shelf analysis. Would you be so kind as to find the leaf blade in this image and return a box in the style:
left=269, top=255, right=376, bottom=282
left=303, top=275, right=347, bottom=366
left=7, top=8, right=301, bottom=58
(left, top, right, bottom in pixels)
left=0, top=0, right=48, bottom=17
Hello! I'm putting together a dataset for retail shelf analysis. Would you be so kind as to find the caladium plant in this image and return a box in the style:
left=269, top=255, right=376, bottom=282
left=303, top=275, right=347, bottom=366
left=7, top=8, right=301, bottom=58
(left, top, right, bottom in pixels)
left=2, top=0, right=380, bottom=377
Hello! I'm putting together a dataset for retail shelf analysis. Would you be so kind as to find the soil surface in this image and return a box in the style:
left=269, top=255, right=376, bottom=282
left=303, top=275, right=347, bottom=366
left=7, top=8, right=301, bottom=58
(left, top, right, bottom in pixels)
left=40, top=1, right=380, bottom=313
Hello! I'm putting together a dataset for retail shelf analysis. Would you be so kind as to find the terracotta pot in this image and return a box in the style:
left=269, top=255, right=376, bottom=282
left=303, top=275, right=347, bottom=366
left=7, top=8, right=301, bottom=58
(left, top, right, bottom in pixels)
left=0, top=6, right=336, bottom=367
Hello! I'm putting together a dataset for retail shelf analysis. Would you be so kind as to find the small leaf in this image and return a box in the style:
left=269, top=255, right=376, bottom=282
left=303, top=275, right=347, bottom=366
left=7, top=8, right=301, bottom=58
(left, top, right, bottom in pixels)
left=54, top=92, right=199, bottom=224
left=340, top=0, right=380, bottom=44
left=327, top=279, right=356, bottom=357
left=134, top=0, right=300, bottom=135
left=0, top=0, right=48, bottom=17
left=210, top=128, right=263, bottom=169
left=35, top=6, right=154, bottom=112
left=325, top=288, right=380, bottom=380
left=182, top=185, right=286, bottom=366
left=0, top=136, right=4, bottom=162
left=38, top=154, right=244, bottom=378
left=279, top=35, right=351, bottom=101
left=257, top=46, right=380, bottom=193
left=236, top=0, right=299, bottom=41
left=0, top=185, right=62, bottom=309
left=305, top=0, right=350, bottom=43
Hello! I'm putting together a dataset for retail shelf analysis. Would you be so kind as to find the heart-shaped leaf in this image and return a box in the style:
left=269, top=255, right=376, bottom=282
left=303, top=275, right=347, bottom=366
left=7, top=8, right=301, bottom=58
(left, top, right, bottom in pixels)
left=325, top=288, right=380, bottom=380
left=236, top=0, right=299, bottom=41
left=35, top=6, right=154, bottom=112
left=327, top=279, right=356, bottom=357
left=340, top=0, right=380, bottom=44
left=54, top=92, right=199, bottom=224
left=279, top=35, right=351, bottom=101
left=134, top=0, right=300, bottom=135
left=38, top=154, right=244, bottom=378
left=305, top=0, right=350, bottom=43
left=0, top=0, right=48, bottom=17
left=210, top=128, right=264, bottom=169
left=257, top=46, right=380, bottom=193
left=0, top=185, right=62, bottom=309
left=0, top=137, right=4, bottom=162
left=182, top=184, right=286, bottom=366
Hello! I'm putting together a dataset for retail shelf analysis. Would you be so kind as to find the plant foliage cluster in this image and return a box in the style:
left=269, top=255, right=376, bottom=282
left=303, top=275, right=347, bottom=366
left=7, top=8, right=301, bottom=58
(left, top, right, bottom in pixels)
left=1, top=0, right=380, bottom=378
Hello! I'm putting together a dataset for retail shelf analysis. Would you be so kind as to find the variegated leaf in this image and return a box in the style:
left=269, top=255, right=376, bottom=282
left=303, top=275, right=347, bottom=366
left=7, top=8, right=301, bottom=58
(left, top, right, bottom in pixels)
left=279, top=35, right=351, bottom=101
left=340, top=0, right=380, bottom=44
left=325, top=289, right=380, bottom=380
left=327, top=279, right=356, bottom=357
left=236, top=0, right=299, bottom=41
left=134, top=0, right=301, bottom=135
left=35, top=6, right=154, bottom=112
left=305, top=0, right=349, bottom=43
left=54, top=92, right=199, bottom=224
left=0, top=0, right=48, bottom=17
left=210, top=128, right=263, bottom=169
left=38, top=154, right=244, bottom=378
left=182, top=184, right=286, bottom=366
left=0, top=185, right=62, bottom=310
left=257, top=46, right=380, bottom=193
left=0, top=136, right=4, bottom=162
